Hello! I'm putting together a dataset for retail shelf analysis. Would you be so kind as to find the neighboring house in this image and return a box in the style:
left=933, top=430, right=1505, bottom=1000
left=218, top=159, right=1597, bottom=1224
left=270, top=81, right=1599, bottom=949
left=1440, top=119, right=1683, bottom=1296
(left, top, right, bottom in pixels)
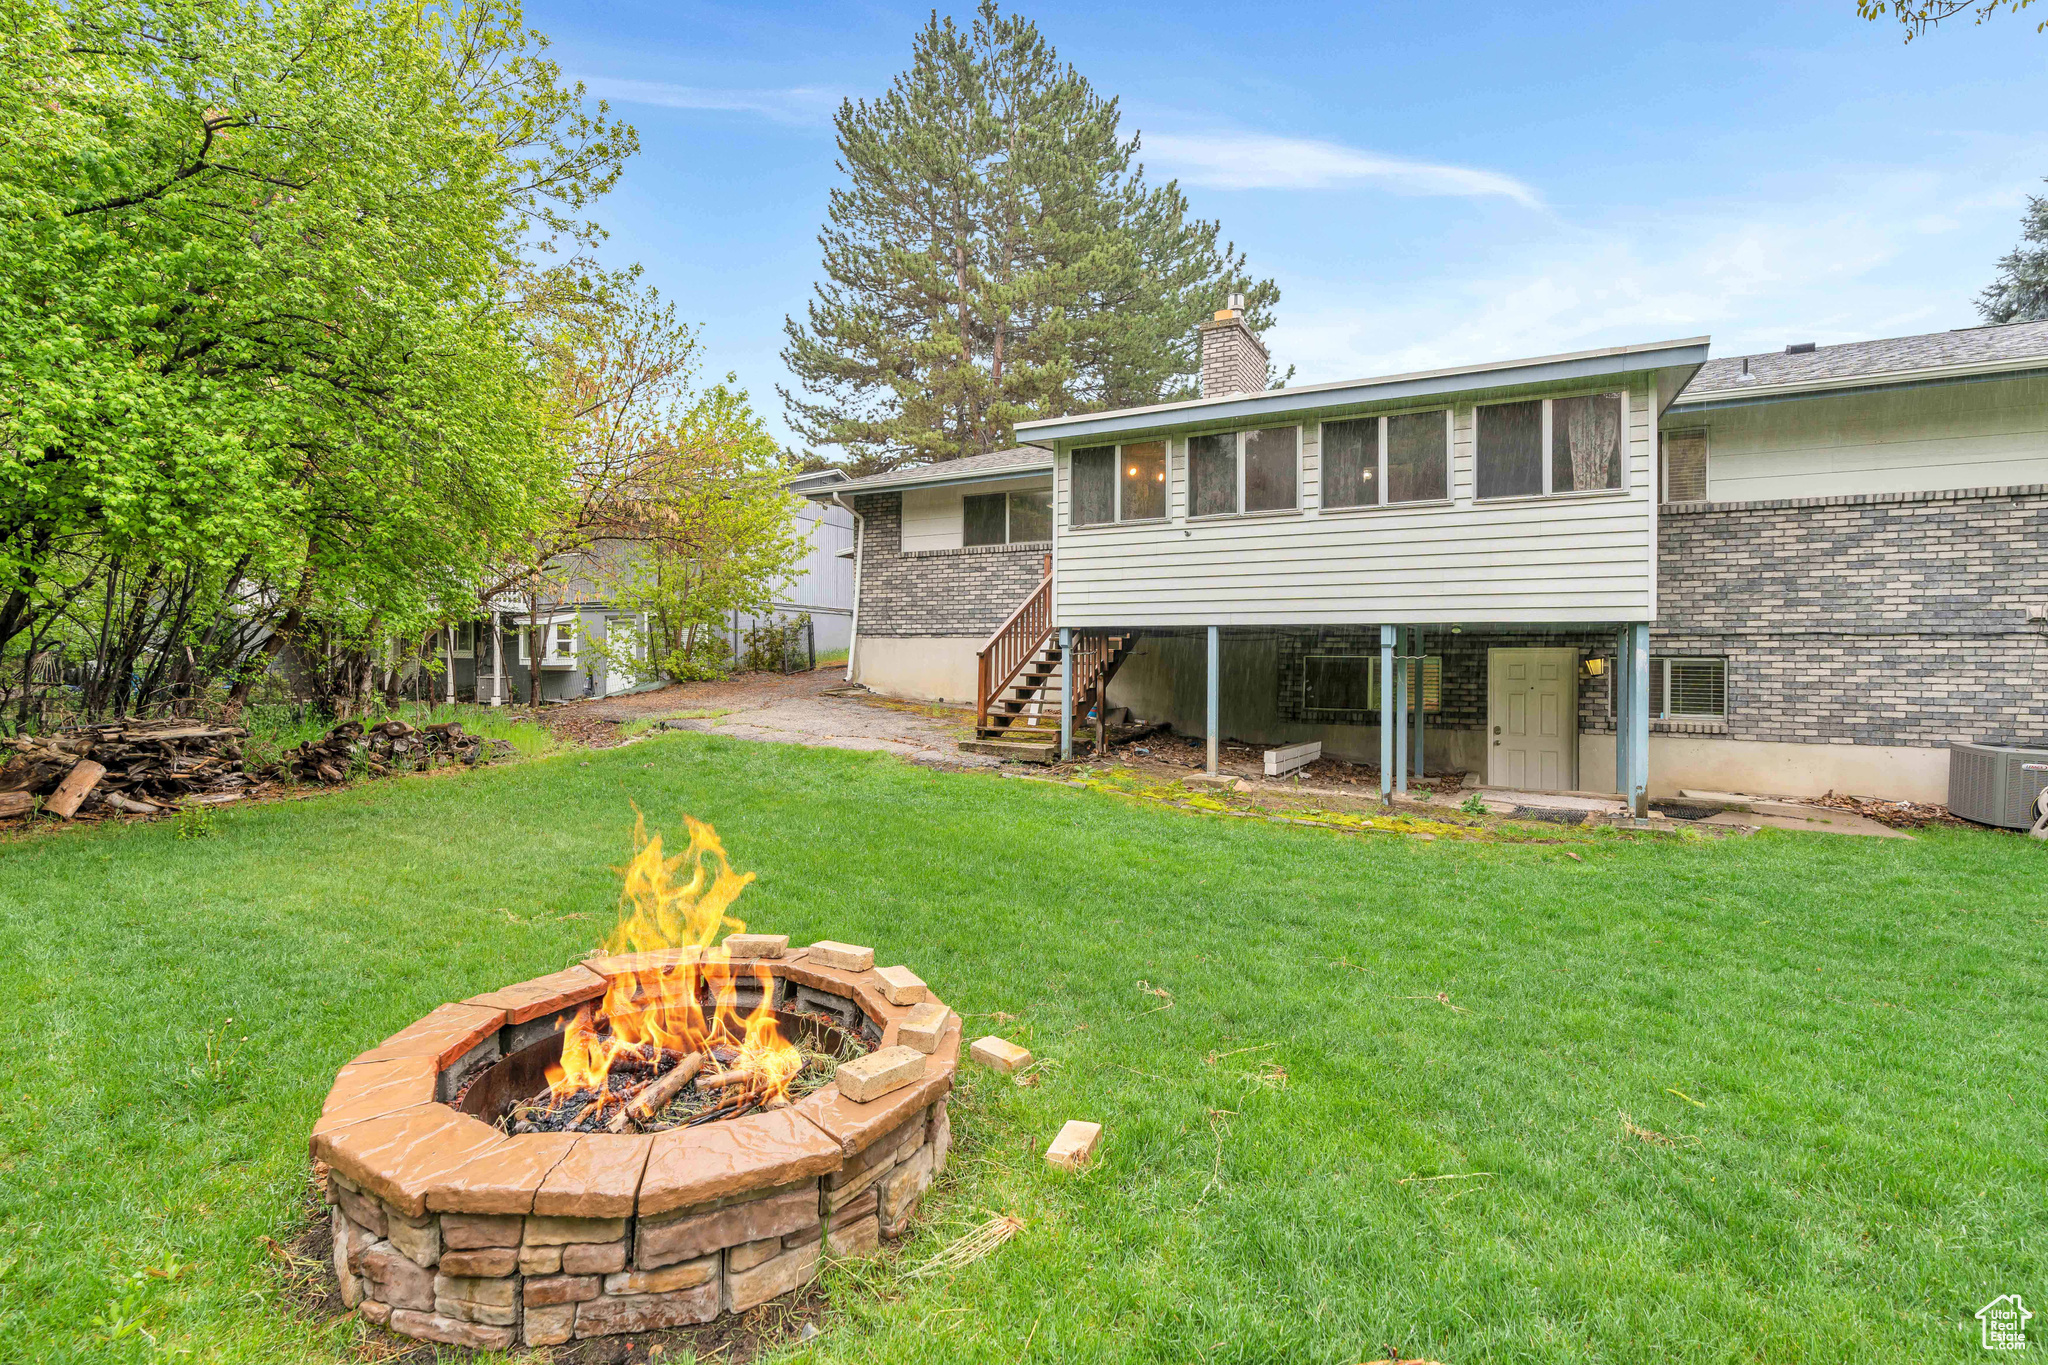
left=431, top=472, right=856, bottom=704
left=810, top=309, right=2048, bottom=807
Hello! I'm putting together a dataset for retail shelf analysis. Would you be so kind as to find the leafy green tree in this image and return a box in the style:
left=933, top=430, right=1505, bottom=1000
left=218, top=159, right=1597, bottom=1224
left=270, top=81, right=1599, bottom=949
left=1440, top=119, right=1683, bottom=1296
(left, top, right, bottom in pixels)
left=1979, top=185, right=2048, bottom=323
left=1857, top=0, right=2041, bottom=40
left=0, top=0, right=634, bottom=714
left=780, top=0, right=1278, bottom=473
left=583, top=383, right=811, bottom=682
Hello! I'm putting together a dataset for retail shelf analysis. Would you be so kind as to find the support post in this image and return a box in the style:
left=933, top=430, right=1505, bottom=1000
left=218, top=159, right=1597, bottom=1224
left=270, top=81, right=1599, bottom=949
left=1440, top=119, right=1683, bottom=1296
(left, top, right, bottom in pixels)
left=489, top=616, right=504, bottom=707
left=1393, top=627, right=1408, bottom=795
left=1205, top=626, right=1220, bottom=776
left=1379, top=625, right=1396, bottom=800
left=1058, top=626, right=1073, bottom=762
left=1614, top=627, right=1630, bottom=800
left=1094, top=663, right=1106, bottom=757
left=444, top=625, right=456, bottom=706
left=1627, top=622, right=1651, bottom=817
left=1411, top=628, right=1425, bottom=783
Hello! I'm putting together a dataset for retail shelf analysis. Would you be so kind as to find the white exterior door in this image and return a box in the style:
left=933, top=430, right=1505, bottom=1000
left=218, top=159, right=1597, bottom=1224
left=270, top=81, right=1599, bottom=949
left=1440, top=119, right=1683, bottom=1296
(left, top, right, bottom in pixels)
left=1487, top=647, right=1578, bottom=791
left=604, top=616, right=639, bottom=696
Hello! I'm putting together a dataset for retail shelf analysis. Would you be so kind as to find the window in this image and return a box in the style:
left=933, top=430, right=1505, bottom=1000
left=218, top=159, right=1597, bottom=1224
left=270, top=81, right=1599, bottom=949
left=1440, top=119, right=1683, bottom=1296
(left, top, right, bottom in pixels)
left=1301, top=655, right=1442, bottom=714
left=1070, top=444, right=1164, bottom=526
left=449, top=622, right=476, bottom=658
left=1476, top=392, right=1627, bottom=499
left=1321, top=411, right=1449, bottom=509
left=1120, top=442, right=1166, bottom=520
left=1184, top=426, right=1299, bottom=518
left=1615, top=656, right=1726, bottom=720
left=551, top=622, right=577, bottom=661
left=1663, top=430, right=1707, bottom=503
left=964, top=490, right=1055, bottom=546
left=1071, top=446, right=1114, bottom=526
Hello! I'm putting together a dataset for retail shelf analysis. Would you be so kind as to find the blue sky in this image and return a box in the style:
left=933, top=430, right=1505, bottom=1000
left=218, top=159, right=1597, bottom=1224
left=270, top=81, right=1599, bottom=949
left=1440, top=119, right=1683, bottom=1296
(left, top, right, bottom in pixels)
left=523, top=0, right=2048, bottom=452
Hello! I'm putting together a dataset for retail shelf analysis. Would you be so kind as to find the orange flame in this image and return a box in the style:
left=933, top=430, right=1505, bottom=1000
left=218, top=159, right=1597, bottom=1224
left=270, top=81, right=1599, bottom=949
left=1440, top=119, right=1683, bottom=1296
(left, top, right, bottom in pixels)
left=544, top=813, right=803, bottom=1117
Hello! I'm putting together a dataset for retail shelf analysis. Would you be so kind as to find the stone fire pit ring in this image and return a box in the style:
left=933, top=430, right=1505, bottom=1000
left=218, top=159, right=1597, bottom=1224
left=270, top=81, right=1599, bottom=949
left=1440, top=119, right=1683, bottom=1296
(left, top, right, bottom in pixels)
left=311, top=943, right=957, bottom=1350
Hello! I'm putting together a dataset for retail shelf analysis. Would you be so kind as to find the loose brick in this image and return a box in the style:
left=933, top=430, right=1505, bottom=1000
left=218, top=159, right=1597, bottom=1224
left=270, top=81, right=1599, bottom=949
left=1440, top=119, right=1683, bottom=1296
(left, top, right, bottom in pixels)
left=808, top=941, right=874, bottom=972
left=969, top=1036, right=1032, bottom=1074
left=835, top=1045, right=926, bottom=1103
left=1046, top=1120, right=1102, bottom=1171
left=724, top=933, right=788, bottom=959
left=897, top=1002, right=951, bottom=1053
left=874, top=965, right=926, bottom=1005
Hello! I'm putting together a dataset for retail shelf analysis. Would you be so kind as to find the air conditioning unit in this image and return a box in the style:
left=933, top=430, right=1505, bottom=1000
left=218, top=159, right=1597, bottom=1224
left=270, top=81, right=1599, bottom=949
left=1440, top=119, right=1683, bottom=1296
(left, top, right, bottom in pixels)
left=1947, top=742, right=2048, bottom=829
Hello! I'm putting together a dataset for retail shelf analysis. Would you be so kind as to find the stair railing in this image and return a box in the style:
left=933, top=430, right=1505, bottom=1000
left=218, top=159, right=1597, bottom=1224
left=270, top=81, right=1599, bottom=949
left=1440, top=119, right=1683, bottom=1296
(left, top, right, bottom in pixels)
left=976, top=565, right=1053, bottom=731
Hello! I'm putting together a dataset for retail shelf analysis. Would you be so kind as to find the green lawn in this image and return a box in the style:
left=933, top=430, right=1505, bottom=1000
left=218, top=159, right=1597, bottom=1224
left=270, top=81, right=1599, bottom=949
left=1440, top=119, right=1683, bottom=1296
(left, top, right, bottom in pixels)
left=1, top=736, right=2042, bottom=1364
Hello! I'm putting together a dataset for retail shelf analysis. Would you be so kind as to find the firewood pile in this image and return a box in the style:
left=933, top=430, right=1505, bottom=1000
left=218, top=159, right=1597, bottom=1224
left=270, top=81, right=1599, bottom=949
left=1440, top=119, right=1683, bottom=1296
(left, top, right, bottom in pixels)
left=261, top=719, right=509, bottom=785
left=0, top=719, right=258, bottom=819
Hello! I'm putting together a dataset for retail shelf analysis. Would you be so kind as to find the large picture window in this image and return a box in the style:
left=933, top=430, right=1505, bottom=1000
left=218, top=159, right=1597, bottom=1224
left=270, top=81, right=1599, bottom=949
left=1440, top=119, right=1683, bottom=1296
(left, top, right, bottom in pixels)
left=1477, top=392, right=1627, bottom=499
left=964, top=490, right=1055, bottom=546
left=1184, top=426, right=1299, bottom=517
left=1070, top=443, right=1164, bottom=526
left=1320, top=411, right=1449, bottom=509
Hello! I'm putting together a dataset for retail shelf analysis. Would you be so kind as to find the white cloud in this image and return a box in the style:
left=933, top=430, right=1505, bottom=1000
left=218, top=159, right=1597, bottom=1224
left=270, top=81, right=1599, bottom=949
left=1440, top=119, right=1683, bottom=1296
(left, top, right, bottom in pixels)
left=1140, top=130, right=1542, bottom=208
left=575, top=77, right=840, bottom=126
left=1263, top=162, right=2039, bottom=385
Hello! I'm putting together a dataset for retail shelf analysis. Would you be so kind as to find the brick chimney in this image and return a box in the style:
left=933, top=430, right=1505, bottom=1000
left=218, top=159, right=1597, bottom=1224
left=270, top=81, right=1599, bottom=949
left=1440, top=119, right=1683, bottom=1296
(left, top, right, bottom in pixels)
left=1198, top=293, right=1269, bottom=398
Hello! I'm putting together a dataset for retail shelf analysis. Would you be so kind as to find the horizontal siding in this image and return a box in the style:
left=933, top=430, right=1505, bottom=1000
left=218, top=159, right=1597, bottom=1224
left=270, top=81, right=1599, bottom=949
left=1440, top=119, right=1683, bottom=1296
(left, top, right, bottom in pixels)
left=1054, top=382, right=1656, bottom=627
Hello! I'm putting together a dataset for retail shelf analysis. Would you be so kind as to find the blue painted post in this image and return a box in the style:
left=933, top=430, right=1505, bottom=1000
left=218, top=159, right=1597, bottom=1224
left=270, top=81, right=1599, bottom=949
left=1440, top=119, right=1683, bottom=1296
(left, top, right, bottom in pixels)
left=1412, top=629, right=1425, bottom=783
left=1627, top=622, right=1651, bottom=816
left=1058, top=626, right=1073, bottom=762
left=1393, top=627, right=1408, bottom=795
left=1379, top=625, right=1396, bottom=800
left=1205, top=626, right=1220, bottom=775
left=1614, top=626, right=1630, bottom=799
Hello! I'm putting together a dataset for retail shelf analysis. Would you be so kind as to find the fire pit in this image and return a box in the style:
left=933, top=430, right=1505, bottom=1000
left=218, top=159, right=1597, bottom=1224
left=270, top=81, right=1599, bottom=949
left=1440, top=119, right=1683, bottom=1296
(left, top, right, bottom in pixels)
left=310, top=818, right=957, bottom=1349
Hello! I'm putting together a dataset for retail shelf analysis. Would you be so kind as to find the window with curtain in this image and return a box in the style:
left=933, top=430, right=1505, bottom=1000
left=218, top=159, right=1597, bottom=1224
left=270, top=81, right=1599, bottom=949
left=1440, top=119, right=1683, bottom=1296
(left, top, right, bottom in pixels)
left=1119, top=441, right=1166, bottom=521
left=1007, top=489, right=1052, bottom=541
left=1320, top=419, right=1376, bottom=509
left=1243, top=427, right=1297, bottom=512
left=1385, top=411, right=1448, bottom=503
left=1188, top=432, right=1237, bottom=516
left=1552, top=393, right=1622, bottom=492
left=1071, top=446, right=1114, bottom=526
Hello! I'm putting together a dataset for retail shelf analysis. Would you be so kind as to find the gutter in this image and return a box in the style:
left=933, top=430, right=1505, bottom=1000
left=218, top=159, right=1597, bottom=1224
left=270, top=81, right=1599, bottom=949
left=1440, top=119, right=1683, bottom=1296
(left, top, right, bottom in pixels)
left=830, top=490, right=863, bottom=683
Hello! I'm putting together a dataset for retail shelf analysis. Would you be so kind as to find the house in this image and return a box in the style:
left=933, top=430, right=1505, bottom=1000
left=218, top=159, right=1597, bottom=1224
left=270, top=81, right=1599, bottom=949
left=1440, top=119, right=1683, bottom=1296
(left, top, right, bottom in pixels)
left=812, top=308, right=2048, bottom=808
left=433, top=470, right=856, bottom=704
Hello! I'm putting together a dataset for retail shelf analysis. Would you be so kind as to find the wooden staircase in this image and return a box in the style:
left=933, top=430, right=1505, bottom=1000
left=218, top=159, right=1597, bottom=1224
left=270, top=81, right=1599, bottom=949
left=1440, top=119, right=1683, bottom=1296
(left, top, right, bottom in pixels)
left=970, top=571, right=1139, bottom=761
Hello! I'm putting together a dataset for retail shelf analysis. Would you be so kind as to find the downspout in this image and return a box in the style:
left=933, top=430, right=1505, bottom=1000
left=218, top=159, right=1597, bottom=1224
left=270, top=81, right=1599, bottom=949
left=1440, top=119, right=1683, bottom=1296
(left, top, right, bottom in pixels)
left=831, top=491, right=863, bottom=684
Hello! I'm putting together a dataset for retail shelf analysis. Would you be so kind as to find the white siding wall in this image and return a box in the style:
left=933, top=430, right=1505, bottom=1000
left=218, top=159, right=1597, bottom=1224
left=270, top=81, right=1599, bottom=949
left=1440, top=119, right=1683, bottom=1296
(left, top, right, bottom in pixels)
left=900, top=477, right=1054, bottom=551
left=1053, top=380, right=1658, bottom=628
left=1684, top=373, right=2048, bottom=502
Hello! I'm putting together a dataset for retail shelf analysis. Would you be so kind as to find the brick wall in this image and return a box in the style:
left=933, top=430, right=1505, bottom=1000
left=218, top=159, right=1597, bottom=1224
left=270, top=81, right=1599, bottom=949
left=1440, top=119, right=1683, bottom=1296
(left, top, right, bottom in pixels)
left=1274, top=627, right=1612, bottom=734
left=1654, top=484, right=2048, bottom=748
left=853, top=492, right=1048, bottom=637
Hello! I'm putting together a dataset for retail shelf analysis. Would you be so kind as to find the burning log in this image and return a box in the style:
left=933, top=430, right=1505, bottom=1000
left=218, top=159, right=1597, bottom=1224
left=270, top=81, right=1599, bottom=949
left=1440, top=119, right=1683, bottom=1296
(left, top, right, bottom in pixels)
left=622, top=1051, right=705, bottom=1126
left=697, top=1068, right=758, bottom=1090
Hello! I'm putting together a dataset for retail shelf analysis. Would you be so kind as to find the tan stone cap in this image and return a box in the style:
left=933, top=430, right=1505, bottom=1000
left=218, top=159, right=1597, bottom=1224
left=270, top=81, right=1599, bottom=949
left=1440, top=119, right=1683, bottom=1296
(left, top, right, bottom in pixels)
left=638, top=1108, right=843, bottom=1217
left=355, top=1002, right=507, bottom=1070
left=463, top=964, right=606, bottom=1025
left=313, top=1104, right=510, bottom=1218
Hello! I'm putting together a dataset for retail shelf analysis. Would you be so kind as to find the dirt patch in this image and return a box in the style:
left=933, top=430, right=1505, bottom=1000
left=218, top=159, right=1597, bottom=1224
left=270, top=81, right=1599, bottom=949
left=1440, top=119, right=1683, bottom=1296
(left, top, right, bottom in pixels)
left=539, top=670, right=852, bottom=749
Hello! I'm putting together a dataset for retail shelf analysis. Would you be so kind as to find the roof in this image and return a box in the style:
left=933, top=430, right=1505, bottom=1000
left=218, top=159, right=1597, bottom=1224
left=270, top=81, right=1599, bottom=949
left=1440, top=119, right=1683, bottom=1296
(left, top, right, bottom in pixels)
left=1674, top=320, right=2048, bottom=407
left=1013, top=337, right=1711, bottom=444
left=785, top=468, right=850, bottom=491
left=802, top=447, right=1053, bottom=496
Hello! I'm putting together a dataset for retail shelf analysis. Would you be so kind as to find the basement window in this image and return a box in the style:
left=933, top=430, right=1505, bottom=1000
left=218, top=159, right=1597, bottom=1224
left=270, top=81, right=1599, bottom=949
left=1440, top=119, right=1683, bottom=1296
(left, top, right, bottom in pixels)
left=964, top=490, right=1054, bottom=546
left=1612, top=655, right=1726, bottom=720
left=1321, top=410, right=1449, bottom=508
left=1301, top=655, right=1442, bottom=715
left=1476, top=391, right=1627, bottom=499
left=1186, top=426, right=1301, bottom=517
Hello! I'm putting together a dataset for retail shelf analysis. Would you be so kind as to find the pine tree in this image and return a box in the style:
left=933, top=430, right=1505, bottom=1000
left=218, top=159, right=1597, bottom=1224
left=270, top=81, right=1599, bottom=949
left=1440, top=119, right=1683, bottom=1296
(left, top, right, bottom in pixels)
left=1979, top=183, right=2048, bottom=323
left=779, top=1, right=1277, bottom=473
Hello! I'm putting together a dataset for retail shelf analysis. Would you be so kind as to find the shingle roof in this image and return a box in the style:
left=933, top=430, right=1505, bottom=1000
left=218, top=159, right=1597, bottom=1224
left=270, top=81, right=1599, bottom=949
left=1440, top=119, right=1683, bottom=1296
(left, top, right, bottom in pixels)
left=1678, top=320, right=2048, bottom=401
left=811, top=447, right=1053, bottom=494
